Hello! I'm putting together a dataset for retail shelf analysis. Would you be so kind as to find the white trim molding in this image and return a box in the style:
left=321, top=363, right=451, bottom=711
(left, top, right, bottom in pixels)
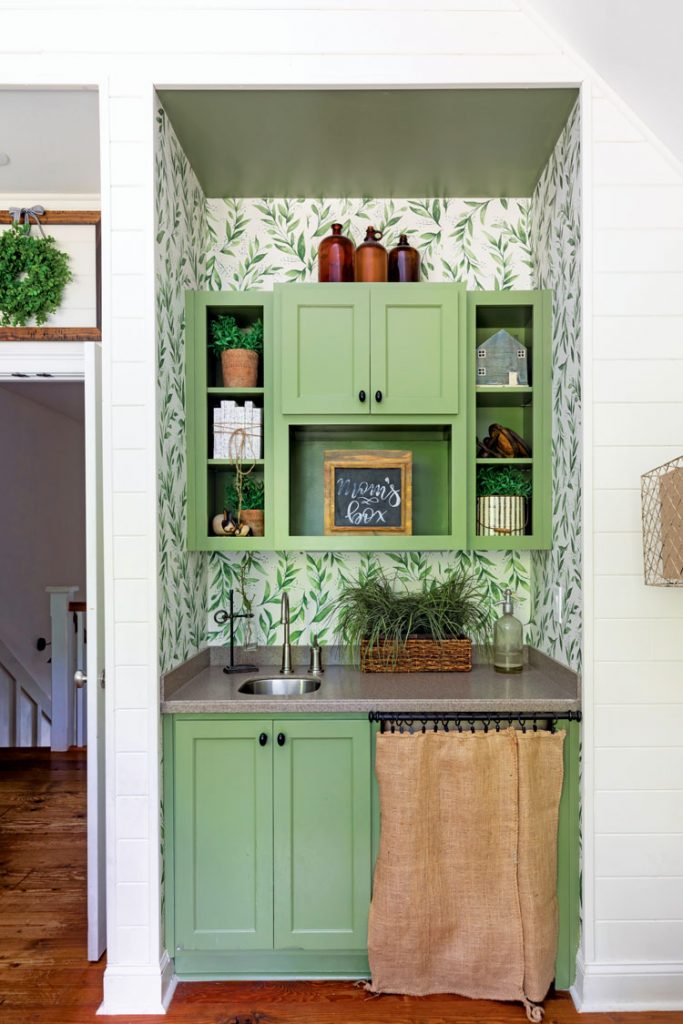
left=573, top=953, right=683, bottom=1012
left=0, top=341, right=85, bottom=379
left=98, top=951, right=176, bottom=1016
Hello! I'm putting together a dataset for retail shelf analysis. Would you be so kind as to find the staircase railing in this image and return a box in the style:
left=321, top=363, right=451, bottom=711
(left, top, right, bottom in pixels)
left=48, top=586, right=82, bottom=751
left=0, top=636, right=52, bottom=747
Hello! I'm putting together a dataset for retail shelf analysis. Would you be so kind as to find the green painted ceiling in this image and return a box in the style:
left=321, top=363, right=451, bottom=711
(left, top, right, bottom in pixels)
left=158, top=88, right=578, bottom=199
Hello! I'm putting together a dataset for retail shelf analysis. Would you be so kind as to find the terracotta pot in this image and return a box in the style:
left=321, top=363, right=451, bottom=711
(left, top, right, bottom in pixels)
left=240, top=509, right=264, bottom=537
left=220, top=349, right=259, bottom=388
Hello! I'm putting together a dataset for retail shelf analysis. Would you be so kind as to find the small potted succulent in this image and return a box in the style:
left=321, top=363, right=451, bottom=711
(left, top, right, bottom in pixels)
left=335, top=568, right=492, bottom=672
left=209, top=315, right=263, bottom=388
left=477, top=466, right=532, bottom=537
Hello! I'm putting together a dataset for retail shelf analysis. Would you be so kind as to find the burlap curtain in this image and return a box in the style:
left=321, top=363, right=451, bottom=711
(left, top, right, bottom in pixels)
left=367, top=728, right=565, bottom=1021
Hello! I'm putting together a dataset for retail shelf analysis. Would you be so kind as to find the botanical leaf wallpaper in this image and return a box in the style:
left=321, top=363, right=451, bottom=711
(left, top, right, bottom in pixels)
left=206, top=549, right=532, bottom=649
left=155, top=100, right=581, bottom=667
left=204, top=196, right=535, bottom=293
left=155, top=107, right=209, bottom=672
left=202, top=194, right=537, bottom=648
left=528, top=99, right=582, bottom=671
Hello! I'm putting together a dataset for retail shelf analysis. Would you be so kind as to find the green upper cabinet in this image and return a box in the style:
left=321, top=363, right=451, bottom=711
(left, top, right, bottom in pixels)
left=174, top=719, right=274, bottom=952
left=278, top=283, right=462, bottom=416
left=370, top=284, right=460, bottom=414
left=185, top=284, right=551, bottom=552
left=279, top=285, right=370, bottom=415
left=273, top=719, right=371, bottom=951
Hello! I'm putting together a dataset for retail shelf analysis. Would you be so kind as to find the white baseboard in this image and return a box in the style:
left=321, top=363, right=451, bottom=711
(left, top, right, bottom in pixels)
left=573, top=953, right=683, bottom=1011
left=98, top=950, right=177, bottom=1015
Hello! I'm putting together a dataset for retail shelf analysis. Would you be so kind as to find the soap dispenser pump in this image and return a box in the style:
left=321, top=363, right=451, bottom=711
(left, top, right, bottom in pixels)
left=493, top=589, right=523, bottom=674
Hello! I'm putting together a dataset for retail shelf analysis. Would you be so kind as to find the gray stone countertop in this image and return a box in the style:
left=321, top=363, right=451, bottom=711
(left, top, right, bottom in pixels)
left=161, top=645, right=580, bottom=715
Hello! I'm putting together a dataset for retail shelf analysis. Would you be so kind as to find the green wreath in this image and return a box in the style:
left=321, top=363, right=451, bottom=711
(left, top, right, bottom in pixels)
left=0, top=222, right=72, bottom=327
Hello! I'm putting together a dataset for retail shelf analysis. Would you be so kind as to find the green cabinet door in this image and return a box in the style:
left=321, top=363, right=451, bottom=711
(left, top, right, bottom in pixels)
left=370, top=284, right=461, bottom=414
left=174, top=720, right=273, bottom=951
left=273, top=719, right=371, bottom=951
left=280, top=285, right=370, bottom=415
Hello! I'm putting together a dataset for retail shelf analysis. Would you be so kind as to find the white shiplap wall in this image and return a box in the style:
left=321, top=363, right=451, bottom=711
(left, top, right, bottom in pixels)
left=577, top=82, right=683, bottom=1011
left=0, top=0, right=682, bottom=1014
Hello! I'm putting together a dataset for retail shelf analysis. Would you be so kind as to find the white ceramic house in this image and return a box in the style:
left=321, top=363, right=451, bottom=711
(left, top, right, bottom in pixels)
left=0, top=1, right=682, bottom=1016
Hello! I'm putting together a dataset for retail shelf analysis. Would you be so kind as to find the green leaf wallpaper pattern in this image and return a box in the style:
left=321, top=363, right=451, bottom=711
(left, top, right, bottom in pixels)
left=202, top=194, right=537, bottom=648
left=204, top=196, right=535, bottom=292
left=528, top=99, right=582, bottom=671
left=156, top=106, right=209, bottom=673
left=206, top=550, right=532, bottom=649
left=155, top=101, right=580, bottom=665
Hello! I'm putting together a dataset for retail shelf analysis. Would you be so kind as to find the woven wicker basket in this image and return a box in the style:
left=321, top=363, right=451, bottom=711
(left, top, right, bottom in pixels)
left=360, top=637, right=472, bottom=673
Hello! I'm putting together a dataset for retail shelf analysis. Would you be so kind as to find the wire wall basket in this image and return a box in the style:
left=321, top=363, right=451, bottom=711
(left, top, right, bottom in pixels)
left=641, top=455, right=683, bottom=586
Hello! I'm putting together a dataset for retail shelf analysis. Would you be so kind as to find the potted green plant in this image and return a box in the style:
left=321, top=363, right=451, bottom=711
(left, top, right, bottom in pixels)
left=335, top=568, right=493, bottom=673
left=225, top=474, right=265, bottom=537
left=209, top=315, right=263, bottom=388
left=477, top=466, right=532, bottom=537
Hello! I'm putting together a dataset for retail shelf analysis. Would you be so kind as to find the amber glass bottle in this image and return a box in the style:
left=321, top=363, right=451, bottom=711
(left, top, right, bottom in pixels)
left=318, top=223, right=355, bottom=282
left=355, top=227, right=387, bottom=282
left=388, top=233, right=420, bottom=282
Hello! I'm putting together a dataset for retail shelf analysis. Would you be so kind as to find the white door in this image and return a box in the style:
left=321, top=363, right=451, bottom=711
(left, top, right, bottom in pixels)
left=84, top=344, right=106, bottom=961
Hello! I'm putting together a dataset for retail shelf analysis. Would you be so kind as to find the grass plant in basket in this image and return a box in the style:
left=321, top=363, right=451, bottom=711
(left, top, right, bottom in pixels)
left=335, top=567, right=493, bottom=673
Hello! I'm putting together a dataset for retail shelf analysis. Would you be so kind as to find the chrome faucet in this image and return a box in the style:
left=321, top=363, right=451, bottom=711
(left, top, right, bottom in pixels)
left=280, top=591, right=293, bottom=674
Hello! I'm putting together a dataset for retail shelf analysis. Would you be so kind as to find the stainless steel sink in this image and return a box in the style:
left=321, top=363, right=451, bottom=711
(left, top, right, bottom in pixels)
left=238, top=675, right=321, bottom=696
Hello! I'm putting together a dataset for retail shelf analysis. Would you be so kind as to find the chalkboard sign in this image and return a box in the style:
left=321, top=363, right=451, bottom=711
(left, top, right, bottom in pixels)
left=323, top=450, right=412, bottom=534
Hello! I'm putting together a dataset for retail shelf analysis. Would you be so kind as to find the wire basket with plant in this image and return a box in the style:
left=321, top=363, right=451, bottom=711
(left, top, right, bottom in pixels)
left=335, top=567, right=493, bottom=673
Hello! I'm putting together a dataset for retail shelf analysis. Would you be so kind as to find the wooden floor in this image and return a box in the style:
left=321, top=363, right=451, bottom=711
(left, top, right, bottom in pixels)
left=0, top=749, right=679, bottom=1024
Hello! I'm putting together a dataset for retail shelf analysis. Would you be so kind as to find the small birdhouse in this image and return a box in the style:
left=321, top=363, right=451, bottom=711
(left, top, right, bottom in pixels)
left=476, top=329, right=528, bottom=386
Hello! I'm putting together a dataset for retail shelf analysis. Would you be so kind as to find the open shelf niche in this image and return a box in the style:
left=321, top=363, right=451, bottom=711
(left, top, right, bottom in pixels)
left=287, top=424, right=454, bottom=546
left=185, top=291, right=273, bottom=550
left=468, top=292, right=552, bottom=549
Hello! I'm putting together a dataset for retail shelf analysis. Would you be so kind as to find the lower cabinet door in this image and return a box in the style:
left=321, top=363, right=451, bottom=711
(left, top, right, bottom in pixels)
left=273, top=719, right=371, bottom=951
left=174, top=720, right=273, bottom=951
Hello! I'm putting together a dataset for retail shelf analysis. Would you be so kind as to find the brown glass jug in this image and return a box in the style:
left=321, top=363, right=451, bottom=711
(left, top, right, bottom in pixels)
left=318, top=223, right=355, bottom=282
left=388, top=233, right=421, bottom=282
left=355, top=226, right=387, bottom=282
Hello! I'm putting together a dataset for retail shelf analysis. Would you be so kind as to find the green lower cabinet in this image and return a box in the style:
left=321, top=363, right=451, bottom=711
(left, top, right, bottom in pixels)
left=173, top=720, right=274, bottom=953
left=273, top=719, right=371, bottom=951
left=171, top=715, right=372, bottom=976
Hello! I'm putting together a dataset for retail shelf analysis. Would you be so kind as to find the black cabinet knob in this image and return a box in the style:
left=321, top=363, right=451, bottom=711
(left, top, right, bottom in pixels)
left=375, top=390, right=383, bottom=403
left=277, top=732, right=286, bottom=747
left=358, top=389, right=366, bottom=403
left=259, top=732, right=268, bottom=747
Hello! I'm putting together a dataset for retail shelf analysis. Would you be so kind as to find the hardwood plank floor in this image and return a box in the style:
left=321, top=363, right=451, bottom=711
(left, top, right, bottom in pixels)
left=0, top=748, right=679, bottom=1024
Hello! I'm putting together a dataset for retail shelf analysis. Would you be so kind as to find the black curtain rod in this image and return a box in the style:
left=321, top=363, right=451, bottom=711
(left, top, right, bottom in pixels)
left=369, top=709, right=581, bottom=734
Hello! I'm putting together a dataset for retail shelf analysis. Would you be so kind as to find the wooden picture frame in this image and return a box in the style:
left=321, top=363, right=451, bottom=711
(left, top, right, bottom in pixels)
left=323, top=449, right=412, bottom=535
left=0, top=210, right=101, bottom=341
